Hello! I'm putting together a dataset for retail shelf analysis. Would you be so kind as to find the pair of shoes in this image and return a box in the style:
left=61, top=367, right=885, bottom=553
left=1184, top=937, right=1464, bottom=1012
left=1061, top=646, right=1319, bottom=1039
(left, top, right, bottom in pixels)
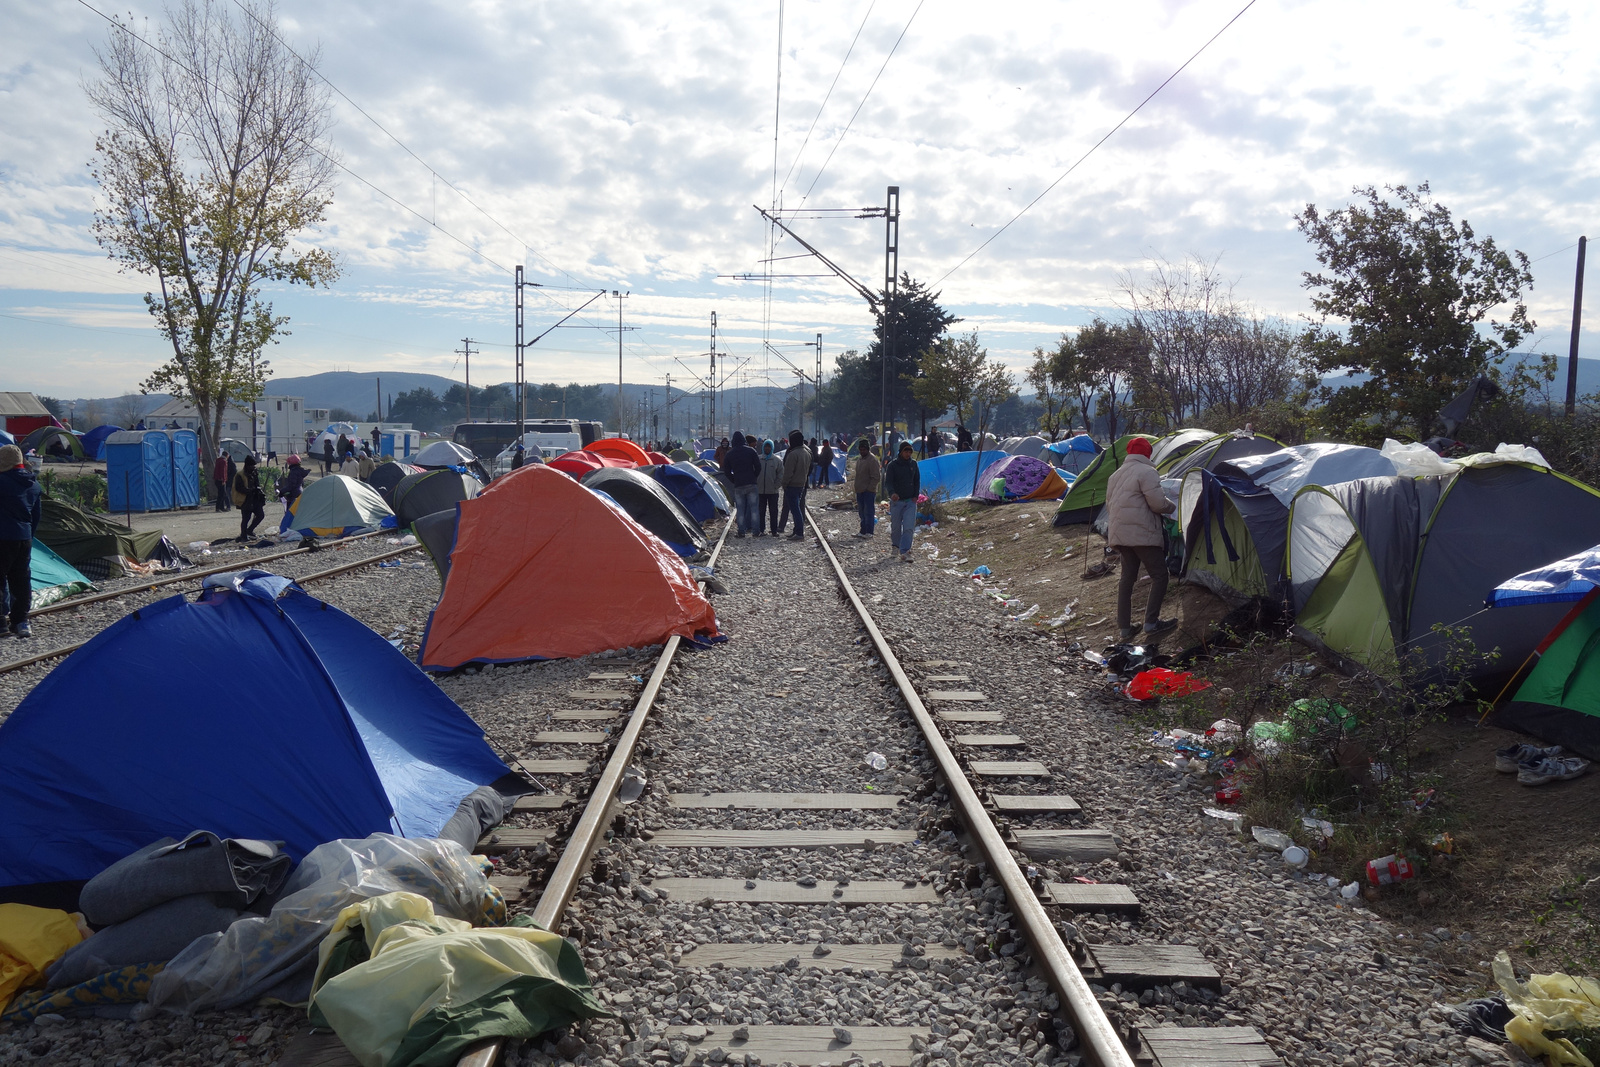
left=1495, top=743, right=1563, bottom=773
left=1517, top=755, right=1591, bottom=786
left=1143, top=619, right=1178, bottom=637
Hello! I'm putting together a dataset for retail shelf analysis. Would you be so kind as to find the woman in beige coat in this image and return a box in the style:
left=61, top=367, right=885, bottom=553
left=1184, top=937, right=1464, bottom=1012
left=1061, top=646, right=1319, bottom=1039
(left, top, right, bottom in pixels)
left=1103, top=437, right=1176, bottom=641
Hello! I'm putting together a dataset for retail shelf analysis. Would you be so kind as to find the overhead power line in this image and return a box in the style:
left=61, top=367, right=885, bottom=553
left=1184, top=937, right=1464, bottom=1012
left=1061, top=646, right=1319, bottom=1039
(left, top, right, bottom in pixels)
left=798, top=0, right=926, bottom=205
left=932, top=0, right=1260, bottom=286
left=779, top=0, right=877, bottom=195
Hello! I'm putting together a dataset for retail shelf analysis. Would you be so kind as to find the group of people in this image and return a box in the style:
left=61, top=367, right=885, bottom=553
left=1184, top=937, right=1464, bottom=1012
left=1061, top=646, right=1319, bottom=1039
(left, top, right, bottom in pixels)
left=716, top=430, right=922, bottom=562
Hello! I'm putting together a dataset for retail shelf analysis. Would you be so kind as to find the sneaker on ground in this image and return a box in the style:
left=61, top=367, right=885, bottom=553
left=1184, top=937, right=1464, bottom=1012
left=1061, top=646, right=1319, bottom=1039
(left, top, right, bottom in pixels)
left=1517, top=755, right=1591, bottom=786
left=1143, top=618, right=1177, bottom=637
left=1119, top=627, right=1135, bottom=642
left=12, top=622, right=31, bottom=638
left=735, top=530, right=746, bottom=538
left=1495, top=743, right=1563, bottom=773
left=901, top=552, right=913, bottom=563
left=788, top=533, right=805, bottom=541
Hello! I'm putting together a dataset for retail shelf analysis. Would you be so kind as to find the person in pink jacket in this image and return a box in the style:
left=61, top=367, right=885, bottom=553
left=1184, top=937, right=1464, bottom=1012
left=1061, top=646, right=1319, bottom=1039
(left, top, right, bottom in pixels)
left=1103, top=437, right=1177, bottom=641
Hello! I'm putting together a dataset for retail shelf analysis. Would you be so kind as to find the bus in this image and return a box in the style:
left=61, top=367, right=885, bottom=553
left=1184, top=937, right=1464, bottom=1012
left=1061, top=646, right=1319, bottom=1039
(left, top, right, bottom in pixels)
left=452, top=420, right=606, bottom=461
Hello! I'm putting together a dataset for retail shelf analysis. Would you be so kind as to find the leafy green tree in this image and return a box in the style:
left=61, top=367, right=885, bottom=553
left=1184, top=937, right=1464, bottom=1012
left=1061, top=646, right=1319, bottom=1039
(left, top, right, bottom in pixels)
left=387, top=388, right=447, bottom=433
left=863, top=274, right=959, bottom=434
left=1025, top=348, right=1071, bottom=438
left=87, top=0, right=340, bottom=465
left=38, top=397, right=65, bottom=421
left=1068, top=319, right=1147, bottom=439
left=910, top=332, right=990, bottom=427
left=1297, top=183, right=1536, bottom=442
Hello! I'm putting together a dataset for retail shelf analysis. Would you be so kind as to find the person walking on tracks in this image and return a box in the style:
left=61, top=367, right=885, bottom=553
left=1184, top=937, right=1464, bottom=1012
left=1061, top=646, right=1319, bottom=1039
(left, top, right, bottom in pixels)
left=884, top=440, right=920, bottom=562
left=853, top=438, right=881, bottom=538
left=234, top=455, right=267, bottom=541
left=720, top=431, right=761, bottom=538
left=0, top=444, right=42, bottom=638
left=1104, top=436, right=1177, bottom=641
left=779, top=430, right=812, bottom=540
left=755, top=439, right=783, bottom=536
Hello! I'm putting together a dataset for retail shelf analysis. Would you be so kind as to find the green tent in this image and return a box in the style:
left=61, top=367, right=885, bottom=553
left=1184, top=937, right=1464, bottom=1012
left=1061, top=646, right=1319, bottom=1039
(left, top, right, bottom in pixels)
left=1052, top=434, right=1157, bottom=526
left=30, top=541, right=93, bottom=608
left=1158, top=431, right=1282, bottom=480
left=1490, top=592, right=1600, bottom=758
left=1178, top=468, right=1289, bottom=603
left=36, top=495, right=165, bottom=566
left=1285, top=457, right=1600, bottom=677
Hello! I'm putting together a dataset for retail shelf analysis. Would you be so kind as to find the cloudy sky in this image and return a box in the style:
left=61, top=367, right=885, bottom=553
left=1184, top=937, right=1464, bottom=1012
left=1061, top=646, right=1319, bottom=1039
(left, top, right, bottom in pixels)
left=1, top=0, right=1596, bottom=403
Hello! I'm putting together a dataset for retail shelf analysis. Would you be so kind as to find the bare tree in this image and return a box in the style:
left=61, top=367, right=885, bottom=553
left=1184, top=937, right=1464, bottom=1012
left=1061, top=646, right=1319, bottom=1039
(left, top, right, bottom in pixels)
left=87, top=0, right=339, bottom=464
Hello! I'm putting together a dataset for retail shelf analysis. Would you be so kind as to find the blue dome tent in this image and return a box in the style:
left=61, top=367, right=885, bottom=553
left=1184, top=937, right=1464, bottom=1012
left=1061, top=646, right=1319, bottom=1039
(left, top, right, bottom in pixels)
left=0, top=571, right=518, bottom=888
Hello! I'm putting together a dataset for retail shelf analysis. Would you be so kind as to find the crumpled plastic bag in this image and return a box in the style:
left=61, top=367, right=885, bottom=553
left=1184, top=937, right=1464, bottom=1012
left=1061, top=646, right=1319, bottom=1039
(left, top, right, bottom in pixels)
left=1494, top=442, right=1552, bottom=468
left=1494, top=949, right=1600, bottom=1066
left=139, top=835, right=502, bottom=1016
left=1380, top=439, right=1458, bottom=477
left=0, top=904, right=86, bottom=1011
left=1125, top=668, right=1212, bottom=701
left=308, top=892, right=609, bottom=1067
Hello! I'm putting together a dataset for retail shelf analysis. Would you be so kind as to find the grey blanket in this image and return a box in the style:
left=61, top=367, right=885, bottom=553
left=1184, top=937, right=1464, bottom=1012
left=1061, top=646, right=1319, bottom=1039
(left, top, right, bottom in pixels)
left=80, top=831, right=292, bottom=926
left=46, top=894, right=243, bottom=988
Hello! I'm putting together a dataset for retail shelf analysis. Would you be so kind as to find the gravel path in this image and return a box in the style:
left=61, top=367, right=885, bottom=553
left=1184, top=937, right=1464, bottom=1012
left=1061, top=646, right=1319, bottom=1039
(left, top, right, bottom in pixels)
left=815, top=511, right=1483, bottom=1067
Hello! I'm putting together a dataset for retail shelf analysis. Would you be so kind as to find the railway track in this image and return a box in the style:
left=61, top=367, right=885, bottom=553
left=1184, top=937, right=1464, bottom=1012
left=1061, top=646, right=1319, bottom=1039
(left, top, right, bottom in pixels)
left=0, top=532, right=421, bottom=675
left=422, top=508, right=1282, bottom=1067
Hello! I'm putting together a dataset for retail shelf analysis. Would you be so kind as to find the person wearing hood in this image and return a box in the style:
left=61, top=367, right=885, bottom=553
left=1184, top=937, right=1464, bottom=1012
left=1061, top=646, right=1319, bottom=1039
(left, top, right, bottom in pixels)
left=852, top=438, right=881, bottom=538
left=755, top=439, right=784, bottom=536
left=713, top=437, right=731, bottom=467
left=0, top=444, right=41, bottom=638
left=883, top=440, right=920, bottom=562
left=1104, top=437, right=1176, bottom=641
left=779, top=430, right=812, bottom=540
left=720, top=431, right=761, bottom=537
left=233, top=455, right=266, bottom=541
left=276, top=455, right=309, bottom=532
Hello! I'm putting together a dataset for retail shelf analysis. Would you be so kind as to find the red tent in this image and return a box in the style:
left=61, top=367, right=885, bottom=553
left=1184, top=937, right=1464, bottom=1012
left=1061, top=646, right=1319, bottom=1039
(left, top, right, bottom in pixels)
left=547, top=450, right=634, bottom=478
left=588, top=437, right=651, bottom=466
left=645, top=451, right=672, bottom=465
left=418, top=465, right=719, bottom=668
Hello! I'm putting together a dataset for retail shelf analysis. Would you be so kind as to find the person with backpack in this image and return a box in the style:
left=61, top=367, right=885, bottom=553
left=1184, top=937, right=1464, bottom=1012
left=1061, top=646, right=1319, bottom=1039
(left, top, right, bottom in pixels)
left=233, top=455, right=266, bottom=541
left=1104, top=436, right=1177, bottom=641
left=883, top=440, right=920, bottom=562
left=720, top=431, right=761, bottom=538
left=755, top=439, right=784, bottom=536
left=0, top=444, right=42, bottom=638
left=779, top=430, right=812, bottom=540
left=852, top=438, right=881, bottom=538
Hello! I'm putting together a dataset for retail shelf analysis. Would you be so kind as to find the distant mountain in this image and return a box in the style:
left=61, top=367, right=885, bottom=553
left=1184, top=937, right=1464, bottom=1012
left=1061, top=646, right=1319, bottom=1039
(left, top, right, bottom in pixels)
left=1320, top=354, right=1600, bottom=400
left=271, top=371, right=459, bottom=417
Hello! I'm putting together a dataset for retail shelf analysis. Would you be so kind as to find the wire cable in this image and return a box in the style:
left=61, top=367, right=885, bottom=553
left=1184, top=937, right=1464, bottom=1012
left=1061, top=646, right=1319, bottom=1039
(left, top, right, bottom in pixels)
left=798, top=0, right=925, bottom=205
left=932, top=0, right=1260, bottom=286
left=778, top=0, right=877, bottom=194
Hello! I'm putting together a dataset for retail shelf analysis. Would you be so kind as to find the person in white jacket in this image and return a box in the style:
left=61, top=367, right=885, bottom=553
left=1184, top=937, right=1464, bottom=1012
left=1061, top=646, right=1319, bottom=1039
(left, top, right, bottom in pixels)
left=1103, top=437, right=1176, bottom=641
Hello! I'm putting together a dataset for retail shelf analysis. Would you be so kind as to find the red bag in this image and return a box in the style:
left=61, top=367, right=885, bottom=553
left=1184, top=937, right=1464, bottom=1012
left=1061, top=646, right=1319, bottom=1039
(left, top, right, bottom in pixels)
left=1124, top=668, right=1212, bottom=701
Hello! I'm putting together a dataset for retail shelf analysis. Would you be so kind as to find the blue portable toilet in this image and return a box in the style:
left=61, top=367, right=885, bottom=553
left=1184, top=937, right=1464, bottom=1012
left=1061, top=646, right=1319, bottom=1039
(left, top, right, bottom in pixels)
left=166, top=428, right=199, bottom=508
left=105, top=430, right=174, bottom=512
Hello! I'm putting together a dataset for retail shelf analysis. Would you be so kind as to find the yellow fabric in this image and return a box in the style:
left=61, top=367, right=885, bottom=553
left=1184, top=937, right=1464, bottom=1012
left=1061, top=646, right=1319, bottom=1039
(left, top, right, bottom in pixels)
left=309, top=893, right=577, bottom=1067
left=1495, top=950, right=1600, bottom=1066
left=0, top=904, right=85, bottom=1010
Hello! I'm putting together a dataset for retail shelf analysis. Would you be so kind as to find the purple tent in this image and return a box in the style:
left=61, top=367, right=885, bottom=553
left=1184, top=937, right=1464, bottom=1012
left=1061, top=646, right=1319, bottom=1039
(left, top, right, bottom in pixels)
left=972, top=454, right=1061, bottom=503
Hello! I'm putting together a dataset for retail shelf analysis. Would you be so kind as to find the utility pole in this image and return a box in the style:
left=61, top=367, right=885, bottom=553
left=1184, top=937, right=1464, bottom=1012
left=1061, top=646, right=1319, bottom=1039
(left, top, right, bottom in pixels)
left=709, top=312, right=718, bottom=440
left=1568, top=237, right=1588, bottom=418
left=882, top=185, right=900, bottom=453
left=457, top=338, right=476, bottom=423
left=515, top=265, right=526, bottom=438
left=612, top=291, right=629, bottom=435
left=664, top=373, right=672, bottom=444
left=375, top=378, right=381, bottom=424
left=815, top=332, right=823, bottom=444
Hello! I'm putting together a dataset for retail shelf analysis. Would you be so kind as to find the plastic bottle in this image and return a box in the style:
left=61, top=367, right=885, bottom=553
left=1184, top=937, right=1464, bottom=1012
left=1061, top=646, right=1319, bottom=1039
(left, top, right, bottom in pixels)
left=1365, top=854, right=1414, bottom=885
left=865, top=752, right=888, bottom=771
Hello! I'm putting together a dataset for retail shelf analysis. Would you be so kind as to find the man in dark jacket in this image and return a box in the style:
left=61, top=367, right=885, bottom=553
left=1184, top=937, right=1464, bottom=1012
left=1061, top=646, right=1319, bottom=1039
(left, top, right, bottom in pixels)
left=276, top=455, right=309, bottom=533
left=956, top=425, right=973, bottom=452
left=779, top=430, right=812, bottom=540
left=720, top=431, right=761, bottom=537
left=884, top=440, right=920, bottom=562
left=0, top=444, right=42, bottom=637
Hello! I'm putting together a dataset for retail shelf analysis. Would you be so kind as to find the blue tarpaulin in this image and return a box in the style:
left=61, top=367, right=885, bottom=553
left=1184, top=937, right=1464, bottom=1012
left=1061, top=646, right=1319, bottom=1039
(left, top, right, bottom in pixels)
left=1487, top=544, right=1600, bottom=607
left=917, top=449, right=1009, bottom=501
left=0, top=571, right=515, bottom=887
left=81, top=425, right=123, bottom=461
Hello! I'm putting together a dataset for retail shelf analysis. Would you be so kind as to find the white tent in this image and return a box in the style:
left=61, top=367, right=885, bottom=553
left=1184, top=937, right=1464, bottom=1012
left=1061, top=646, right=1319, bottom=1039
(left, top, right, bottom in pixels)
left=1228, top=443, right=1400, bottom=506
left=414, top=440, right=477, bottom=468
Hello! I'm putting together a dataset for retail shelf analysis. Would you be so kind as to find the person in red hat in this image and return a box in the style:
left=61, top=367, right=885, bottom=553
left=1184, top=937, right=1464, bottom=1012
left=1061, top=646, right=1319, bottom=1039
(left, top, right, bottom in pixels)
left=1103, top=437, right=1176, bottom=642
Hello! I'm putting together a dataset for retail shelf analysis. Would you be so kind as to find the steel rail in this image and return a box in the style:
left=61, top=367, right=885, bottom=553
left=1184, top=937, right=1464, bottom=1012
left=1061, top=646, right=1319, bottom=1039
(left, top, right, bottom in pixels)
left=0, top=544, right=420, bottom=676
left=455, top=522, right=732, bottom=1067
left=31, top=528, right=391, bottom=618
left=806, top=515, right=1136, bottom=1067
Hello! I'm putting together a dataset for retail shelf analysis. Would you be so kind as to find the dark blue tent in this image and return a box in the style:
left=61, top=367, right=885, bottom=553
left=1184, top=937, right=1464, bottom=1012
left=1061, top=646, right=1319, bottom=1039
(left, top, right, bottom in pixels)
left=652, top=465, right=719, bottom=522
left=81, top=425, right=123, bottom=460
left=0, top=571, right=516, bottom=888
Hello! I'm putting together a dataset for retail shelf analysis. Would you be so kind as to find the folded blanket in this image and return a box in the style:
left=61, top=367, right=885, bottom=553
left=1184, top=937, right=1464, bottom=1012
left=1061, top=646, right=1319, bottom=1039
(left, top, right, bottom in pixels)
left=47, top=895, right=242, bottom=988
left=80, top=832, right=291, bottom=926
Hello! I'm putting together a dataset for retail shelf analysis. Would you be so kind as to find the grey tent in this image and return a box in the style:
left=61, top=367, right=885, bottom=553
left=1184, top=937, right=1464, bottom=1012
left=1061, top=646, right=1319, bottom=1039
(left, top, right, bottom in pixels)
left=1150, top=428, right=1214, bottom=469
left=368, top=461, right=422, bottom=506
left=1179, top=468, right=1292, bottom=605
left=414, top=510, right=458, bottom=582
left=392, top=470, right=480, bottom=529
left=1159, top=431, right=1282, bottom=481
left=580, top=467, right=707, bottom=556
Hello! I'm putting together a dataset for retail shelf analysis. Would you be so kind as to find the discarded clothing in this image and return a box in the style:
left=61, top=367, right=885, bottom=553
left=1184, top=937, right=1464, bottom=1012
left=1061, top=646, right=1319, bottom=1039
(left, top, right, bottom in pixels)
left=0, top=904, right=85, bottom=1010
left=309, top=893, right=609, bottom=1067
left=3, top=962, right=163, bottom=1024
left=141, top=835, right=503, bottom=1016
left=433, top=787, right=509, bottom=856
left=48, top=894, right=243, bottom=989
left=80, top=832, right=291, bottom=927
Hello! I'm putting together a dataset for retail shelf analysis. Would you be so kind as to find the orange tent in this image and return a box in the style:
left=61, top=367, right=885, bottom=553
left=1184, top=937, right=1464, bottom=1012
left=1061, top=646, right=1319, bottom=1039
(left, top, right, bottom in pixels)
left=588, top=437, right=651, bottom=466
left=418, top=465, right=718, bottom=669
